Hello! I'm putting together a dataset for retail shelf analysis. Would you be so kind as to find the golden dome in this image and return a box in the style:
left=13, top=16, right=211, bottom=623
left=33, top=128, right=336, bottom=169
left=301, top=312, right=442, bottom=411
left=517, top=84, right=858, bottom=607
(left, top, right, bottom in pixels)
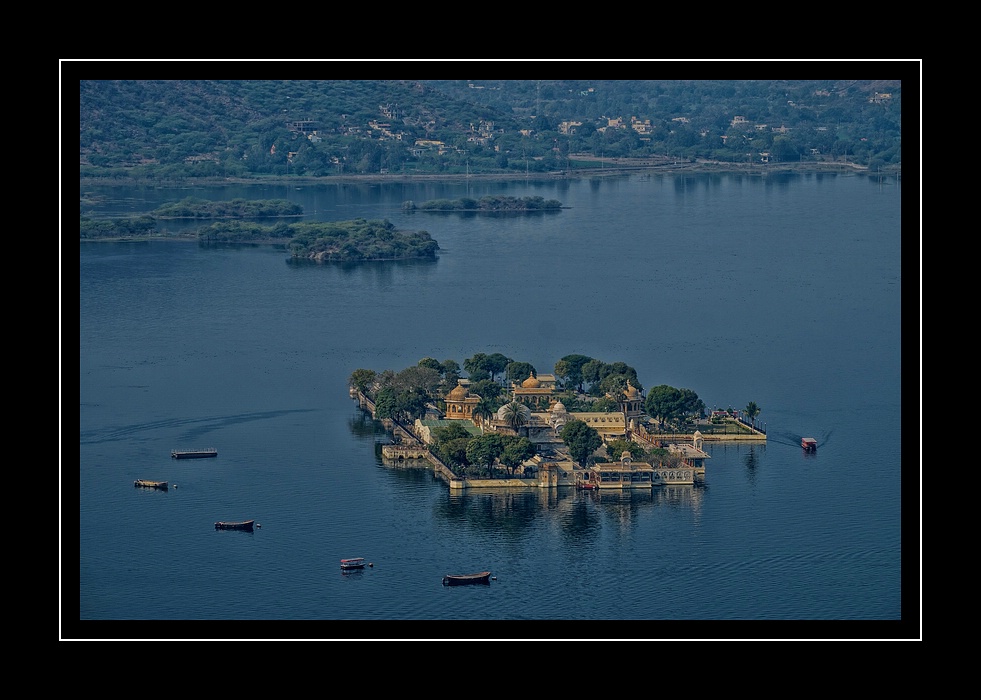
left=447, top=383, right=468, bottom=400
left=624, top=381, right=639, bottom=399
left=521, top=373, right=541, bottom=388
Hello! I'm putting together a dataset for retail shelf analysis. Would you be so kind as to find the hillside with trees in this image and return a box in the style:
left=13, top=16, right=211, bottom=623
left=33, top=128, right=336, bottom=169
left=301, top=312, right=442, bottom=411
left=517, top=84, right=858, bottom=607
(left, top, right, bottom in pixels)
left=78, top=79, right=904, bottom=182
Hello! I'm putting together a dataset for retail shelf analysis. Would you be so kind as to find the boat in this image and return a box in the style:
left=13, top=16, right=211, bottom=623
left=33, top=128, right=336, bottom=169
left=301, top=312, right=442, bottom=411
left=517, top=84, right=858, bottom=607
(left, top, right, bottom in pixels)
left=442, top=571, right=491, bottom=586
left=340, top=557, right=366, bottom=571
left=172, top=448, right=218, bottom=459
left=134, top=479, right=168, bottom=490
left=214, top=519, right=255, bottom=531
left=801, top=437, right=817, bottom=452
left=577, top=481, right=598, bottom=490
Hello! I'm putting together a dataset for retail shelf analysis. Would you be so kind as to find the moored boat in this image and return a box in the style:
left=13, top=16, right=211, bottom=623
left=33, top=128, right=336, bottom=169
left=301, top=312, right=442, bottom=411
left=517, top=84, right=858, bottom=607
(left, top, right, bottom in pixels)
left=442, top=571, right=491, bottom=586
left=215, top=519, right=254, bottom=531
left=172, top=448, right=218, bottom=459
left=134, top=479, right=168, bottom=490
left=341, top=557, right=366, bottom=570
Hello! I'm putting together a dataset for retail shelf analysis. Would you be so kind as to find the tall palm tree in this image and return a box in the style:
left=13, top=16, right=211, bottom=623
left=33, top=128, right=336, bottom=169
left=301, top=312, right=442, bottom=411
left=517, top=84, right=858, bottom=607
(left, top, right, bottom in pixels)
left=472, top=397, right=495, bottom=431
left=744, top=401, right=761, bottom=428
left=501, top=401, right=529, bottom=438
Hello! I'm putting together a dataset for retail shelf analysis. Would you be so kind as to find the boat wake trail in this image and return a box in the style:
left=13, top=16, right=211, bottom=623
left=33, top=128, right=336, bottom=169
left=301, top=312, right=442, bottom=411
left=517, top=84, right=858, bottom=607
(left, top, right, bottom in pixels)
left=770, top=428, right=834, bottom=449
left=80, top=409, right=317, bottom=445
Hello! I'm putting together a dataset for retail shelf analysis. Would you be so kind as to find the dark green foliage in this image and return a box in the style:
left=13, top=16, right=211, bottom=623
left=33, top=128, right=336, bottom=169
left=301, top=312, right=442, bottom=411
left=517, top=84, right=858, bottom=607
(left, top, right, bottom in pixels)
left=469, top=379, right=502, bottom=401
left=592, top=397, right=620, bottom=413
left=499, top=435, right=536, bottom=476
left=152, top=197, right=302, bottom=218
left=604, top=438, right=648, bottom=461
left=78, top=79, right=904, bottom=180
left=554, top=354, right=594, bottom=392
left=436, top=437, right=473, bottom=469
left=559, top=420, right=603, bottom=468
left=645, top=385, right=704, bottom=428
left=466, top=434, right=505, bottom=472
left=198, top=220, right=289, bottom=242
left=287, top=218, right=439, bottom=262
left=431, top=422, right=475, bottom=445
left=373, top=386, right=429, bottom=423
left=505, top=361, right=537, bottom=384
left=413, top=196, right=562, bottom=212
left=349, top=368, right=377, bottom=395
left=418, top=357, right=442, bottom=372
left=79, top=215, right=158, bottom=239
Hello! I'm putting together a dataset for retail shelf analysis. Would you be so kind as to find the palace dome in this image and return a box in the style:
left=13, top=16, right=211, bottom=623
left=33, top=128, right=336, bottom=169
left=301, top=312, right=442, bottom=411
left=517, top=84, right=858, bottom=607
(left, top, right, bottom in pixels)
left=624, top=381, right=640, bottom=399
left=447, top=383, right=468, bottom=400
left=521, top=373, right=541, bottom=388
left=497, top=403, right=532, bottom=420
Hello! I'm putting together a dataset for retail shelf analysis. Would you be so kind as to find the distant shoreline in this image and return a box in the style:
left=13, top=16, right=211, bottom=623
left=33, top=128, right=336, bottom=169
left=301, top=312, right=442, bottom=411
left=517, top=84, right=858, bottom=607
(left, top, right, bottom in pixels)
left=80, top=159, right=889, bottom=189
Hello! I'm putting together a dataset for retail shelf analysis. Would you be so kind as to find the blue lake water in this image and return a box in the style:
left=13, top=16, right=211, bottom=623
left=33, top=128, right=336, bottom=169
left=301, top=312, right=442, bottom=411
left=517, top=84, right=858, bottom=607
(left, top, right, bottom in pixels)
left=73, top=171, right=914, bottom=639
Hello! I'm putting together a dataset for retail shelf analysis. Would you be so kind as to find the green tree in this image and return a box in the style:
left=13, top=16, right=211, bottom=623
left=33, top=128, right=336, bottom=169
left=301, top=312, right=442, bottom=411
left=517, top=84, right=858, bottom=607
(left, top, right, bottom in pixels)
left=431, top=422, right=474, bottom=445
left=605, top=438, right=647, bottom=461
left=393, top=366, right=442, bottom=397
left=470, top=379, right=502, bottom=401
left=466, top=433, right=504, bottom=476
left=581, top=359, right=605, bottom=392
left=440, top=359, right=460, bottom=377
left=599, top=373, right=628, bottom=399
left=471, top=397, right=496, bottom=428
left=744, top=401, right=761, bottom=427
left=592, top=396, right=620, bottom=413
left=554, top=354, right=594, bottom=392
left=485, top=353, right=512, bottom=381
left=373, top=386, right=399, bottom=421
left=467, top=368, right=491, bottom=382
left=499, top=435, right=536, bottom=476
left=374, top=386, right=428, bottom=423
left=463, top=353, right=489, bottom=377
left=418, top=357, right=441, bottom=372
left=440, top=437, right=473, bottom=469
left=677, top=389, right=705, bottom=423
left=500, top=400, right=530, bottom=437
left=560, top=419, right=602, bottom=468
left=505, top=361, right=537, bottom=385
left=645, top=385, right=684, bottom=426
left=349, top=368, right=376, bottom=395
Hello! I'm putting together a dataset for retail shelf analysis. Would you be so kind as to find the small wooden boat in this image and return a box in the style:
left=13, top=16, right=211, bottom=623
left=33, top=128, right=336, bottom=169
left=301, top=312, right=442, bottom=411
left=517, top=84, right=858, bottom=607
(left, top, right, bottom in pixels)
left=442, top=571, right=491, bottom=586
left=577, top=481, right=598, bottom=490
left=341, top=557, right=366, bottom=571
left=801, top=437, right=817, bottom=452
left=215, top=519, right=255, bottom=531
left=172, top=448, right=218, bottom=459
left=134, top=479, right=168, bottom=490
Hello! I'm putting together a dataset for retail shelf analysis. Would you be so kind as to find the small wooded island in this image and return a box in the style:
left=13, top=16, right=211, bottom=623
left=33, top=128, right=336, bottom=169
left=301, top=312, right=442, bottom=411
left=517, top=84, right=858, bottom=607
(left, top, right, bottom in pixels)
left=80, top=205, right=440, bottom=263
left=151, top=197, right=303, bottom=219
left=402, top=195, right=562, bottom=212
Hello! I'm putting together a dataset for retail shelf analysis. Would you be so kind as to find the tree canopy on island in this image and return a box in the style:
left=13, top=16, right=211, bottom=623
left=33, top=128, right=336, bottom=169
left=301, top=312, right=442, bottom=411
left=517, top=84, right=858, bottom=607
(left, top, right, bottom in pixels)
left=403, top=195, right=562, bottom=212
left=80, top=198, right=302, bottom=240
left=287, top=219, right=438, bottom=262
left=152, top=197, right=302, bottom=218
